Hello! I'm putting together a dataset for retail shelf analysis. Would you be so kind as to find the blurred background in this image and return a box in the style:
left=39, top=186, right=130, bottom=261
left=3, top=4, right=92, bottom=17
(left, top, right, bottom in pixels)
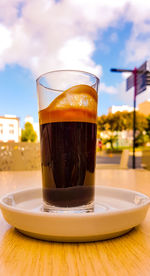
left=0, top=0, right=150, bottom=170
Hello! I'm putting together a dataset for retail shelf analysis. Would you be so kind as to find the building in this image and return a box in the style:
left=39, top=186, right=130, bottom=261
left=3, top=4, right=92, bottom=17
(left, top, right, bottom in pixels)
left=0, top=115, right=20, bottom=142
left=108, top=101, right=150, bottom=116
left=108, top=105, right=133, bottom=114
left=138, top=100, right=150, bottom=116
left=24, top=116, right=40, bottom=141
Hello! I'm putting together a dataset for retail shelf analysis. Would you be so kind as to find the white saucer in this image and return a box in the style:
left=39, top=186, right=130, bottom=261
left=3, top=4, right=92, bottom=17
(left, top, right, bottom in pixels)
left=0, top=186, right=149, bottom=242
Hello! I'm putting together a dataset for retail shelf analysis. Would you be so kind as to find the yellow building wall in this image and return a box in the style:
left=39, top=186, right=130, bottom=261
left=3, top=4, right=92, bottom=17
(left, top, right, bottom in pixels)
left=138, top=101, right=150, bottom=116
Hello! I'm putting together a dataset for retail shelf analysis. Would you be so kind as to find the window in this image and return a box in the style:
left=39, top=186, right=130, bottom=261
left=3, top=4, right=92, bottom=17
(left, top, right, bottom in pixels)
left=9, top=130, right=14, bottom=134
left=0, top=124, right=3, bottom=134
left=9, top=124, right=14, bottom=134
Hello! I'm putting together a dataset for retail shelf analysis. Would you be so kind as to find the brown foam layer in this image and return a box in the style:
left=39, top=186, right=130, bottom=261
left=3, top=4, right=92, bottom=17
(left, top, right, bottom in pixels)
left=39, top=108, right=97, bottom=124
left=39, top=84, right=97, bottom=125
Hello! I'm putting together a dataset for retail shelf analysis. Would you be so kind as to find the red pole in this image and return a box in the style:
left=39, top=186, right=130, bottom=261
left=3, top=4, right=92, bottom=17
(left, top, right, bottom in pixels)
left=133, top=68, right=137, bottom=169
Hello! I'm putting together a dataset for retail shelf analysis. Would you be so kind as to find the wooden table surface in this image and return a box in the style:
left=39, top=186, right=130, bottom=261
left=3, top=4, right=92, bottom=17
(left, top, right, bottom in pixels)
left=0, top=169, right=150, bottom=276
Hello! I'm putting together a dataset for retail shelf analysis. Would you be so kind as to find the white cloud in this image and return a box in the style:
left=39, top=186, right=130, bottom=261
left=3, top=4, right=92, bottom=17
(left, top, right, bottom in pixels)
left=0, top=0, right=23, bottom=25
left=122, top=72, right=132, bottom=79
left=58, top=37, right=102, bottom=76
left=116, top=80, right=150, bottom=112
left=117, top=81, right=133, bottom=106
left=0, top=25, right=12, bottom=56
left=125, top=34, right=150, bottom=64
left=122, top=1, right=150, bottom=64
left=0, top=0, right=150, bottom=92
left=0, top=0, right=128, bottom=78
left=100, top=83, right=117, bottom=94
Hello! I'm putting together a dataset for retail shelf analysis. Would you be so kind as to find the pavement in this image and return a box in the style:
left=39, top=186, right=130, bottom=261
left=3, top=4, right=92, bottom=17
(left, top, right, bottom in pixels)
left=96, top=154, right=142, bottom=169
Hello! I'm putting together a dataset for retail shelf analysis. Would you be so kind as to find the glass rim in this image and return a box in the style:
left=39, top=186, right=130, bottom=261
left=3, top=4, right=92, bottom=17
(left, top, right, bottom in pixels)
left=36, top=69, right=100, bottom=92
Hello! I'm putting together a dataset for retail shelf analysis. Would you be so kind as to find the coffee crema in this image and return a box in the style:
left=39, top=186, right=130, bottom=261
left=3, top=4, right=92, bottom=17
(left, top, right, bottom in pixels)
left=39, top=84, right=97, bottom=125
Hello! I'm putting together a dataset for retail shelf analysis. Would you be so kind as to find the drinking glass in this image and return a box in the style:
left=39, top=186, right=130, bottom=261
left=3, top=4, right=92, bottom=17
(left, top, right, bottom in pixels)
left=36, top=70, right=99, bottom=213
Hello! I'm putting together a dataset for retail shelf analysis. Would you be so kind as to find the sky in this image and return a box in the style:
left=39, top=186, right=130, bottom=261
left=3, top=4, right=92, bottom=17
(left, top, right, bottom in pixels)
left=1, top=0, right=150, bottom=126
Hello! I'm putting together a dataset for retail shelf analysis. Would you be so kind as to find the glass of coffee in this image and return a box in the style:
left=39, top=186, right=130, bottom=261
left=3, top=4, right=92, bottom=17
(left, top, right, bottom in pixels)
left=36, top=70, right=99, bottom=213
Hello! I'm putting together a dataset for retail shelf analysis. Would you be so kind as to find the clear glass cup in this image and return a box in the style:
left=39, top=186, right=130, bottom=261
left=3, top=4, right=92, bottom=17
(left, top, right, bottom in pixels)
left=36, top=70, right=99, bottom=213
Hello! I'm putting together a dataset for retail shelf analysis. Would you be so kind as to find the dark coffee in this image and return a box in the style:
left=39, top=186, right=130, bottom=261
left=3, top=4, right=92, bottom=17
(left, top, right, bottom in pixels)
left=40, top=121, right=96, bottom=207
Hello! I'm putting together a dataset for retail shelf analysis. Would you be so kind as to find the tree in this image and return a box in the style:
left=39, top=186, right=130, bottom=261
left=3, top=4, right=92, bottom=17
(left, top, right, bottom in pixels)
left=97, top=111, right=148, bottom=133
left=130, top=112, right=148, bottom=133
left=97, top=112, right=131, bottom=149
left=135, top=132, right=149, bottom=147
left=145, top=115, right=150, bottom=139
left=97, top=111, right=148, bottom=149
left=102, top=135, right=118, bottom=150
left=97, top=114, right=119, bottom=150
left=98, top=111, right=132, bottom=133
left=21, top=122, right=37, bottom=142
left=131, top=112, right=148, bottom=147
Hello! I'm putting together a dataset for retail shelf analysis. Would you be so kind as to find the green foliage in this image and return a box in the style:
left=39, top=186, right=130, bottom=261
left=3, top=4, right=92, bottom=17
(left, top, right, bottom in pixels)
left=102, top=135, right=117, bottom=150
left=134, top=114, right=150, bottom=147
left=135, top=133, right=149, bottom=147
left=21, top=122, right=37, bottom=142
left=97, top=111, right=148, bottom=132
left=97, top=111, right=149, bottom=149
left=145, top=115, right=150, bottom=139
left=132, top=112, right=148, bottom=132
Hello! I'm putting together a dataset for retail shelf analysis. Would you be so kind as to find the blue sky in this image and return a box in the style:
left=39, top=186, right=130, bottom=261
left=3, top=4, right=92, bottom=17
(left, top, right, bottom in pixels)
left=0, top=65, right=38, bottom=125
left=0, top=0, right=150, bottom=126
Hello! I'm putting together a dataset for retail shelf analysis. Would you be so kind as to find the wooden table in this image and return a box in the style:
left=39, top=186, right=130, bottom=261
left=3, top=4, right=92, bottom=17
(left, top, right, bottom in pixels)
left=0, top=169, right=150, bottom=276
